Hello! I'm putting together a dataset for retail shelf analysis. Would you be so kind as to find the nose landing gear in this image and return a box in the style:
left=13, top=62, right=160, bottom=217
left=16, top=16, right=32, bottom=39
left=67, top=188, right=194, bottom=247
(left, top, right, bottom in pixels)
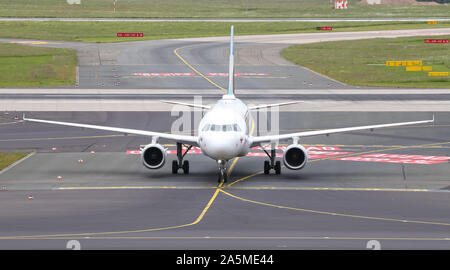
left=172, top=142, right=192, bottom=174
left=217, top=159, right=228, bottom=183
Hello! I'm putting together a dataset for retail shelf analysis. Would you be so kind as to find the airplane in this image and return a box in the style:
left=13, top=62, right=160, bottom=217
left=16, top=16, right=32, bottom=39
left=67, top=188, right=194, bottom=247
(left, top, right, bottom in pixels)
left=23, top=26, right=435, bottom=183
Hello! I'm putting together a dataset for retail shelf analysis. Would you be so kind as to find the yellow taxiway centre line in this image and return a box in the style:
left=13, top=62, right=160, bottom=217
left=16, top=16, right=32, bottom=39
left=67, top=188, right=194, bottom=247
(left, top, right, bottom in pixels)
left=219, top=189, right=450, bottom=227
left=228, top=186, right=430, bottom=192
left=0, top=182, right=225, bottom=240
left=173, top=45, right=227, bottom=93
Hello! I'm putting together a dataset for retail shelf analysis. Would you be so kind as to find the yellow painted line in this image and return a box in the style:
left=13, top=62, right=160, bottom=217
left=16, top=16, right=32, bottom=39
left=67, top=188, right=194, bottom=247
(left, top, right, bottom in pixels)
left=386, top=60, right=422, bottom=66
left=57, top=186, right=216, bottom=190
left=57, top=185, right=431, bottom=193
left=228, top=186, right=430, bottom=192
left=5, top=236, right=450, bottom=241
left=192, top=181, right=223, bottom=224
left=220, top=189, right=450, bottom=227
left=429, top=72, right=449, bottom=77
left=227, top=171, right=263, bottom=188
left=1, top=182, right=225, bottom=240
left=173, top=45, right=226, bottom=92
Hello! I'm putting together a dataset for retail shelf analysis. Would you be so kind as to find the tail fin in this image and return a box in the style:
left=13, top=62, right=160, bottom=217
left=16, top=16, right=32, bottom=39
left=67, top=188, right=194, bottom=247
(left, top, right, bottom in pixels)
left=227, top=25, right=235, bottom=96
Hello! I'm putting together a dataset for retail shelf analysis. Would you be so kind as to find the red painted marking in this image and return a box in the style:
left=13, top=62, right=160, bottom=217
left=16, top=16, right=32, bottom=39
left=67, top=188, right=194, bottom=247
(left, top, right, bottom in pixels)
left=317, top=27, right=333, bottom=31
left=251, top=146, right=341, bottom=151
left=425, top=39, right=449, bottom=43
left=360, top=153, right=450, bottom=161
left=117, top=33, right=144, bottom=37
left=333, top=156, right=447, bottom=165
left=125, top=147, right=448, bottom=166
left=126, top=150, right=142, bottom=155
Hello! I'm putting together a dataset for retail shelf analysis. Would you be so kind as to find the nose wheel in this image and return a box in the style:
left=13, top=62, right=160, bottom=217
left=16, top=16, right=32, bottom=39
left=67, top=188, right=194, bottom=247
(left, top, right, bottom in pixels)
left=262, top=146, right=281, bottom=175
left=172, top=143, right=192, bottom=174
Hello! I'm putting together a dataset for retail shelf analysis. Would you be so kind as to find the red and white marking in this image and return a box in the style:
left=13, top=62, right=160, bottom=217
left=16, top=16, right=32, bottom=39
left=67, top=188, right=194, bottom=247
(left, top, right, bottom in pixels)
left=334, top=0, right=348, bottom=9
left=252, top=146, right=341, bottom=151
left=333, top=153, right=450, bottom=165
left=126, top=146, right=448, bottom=165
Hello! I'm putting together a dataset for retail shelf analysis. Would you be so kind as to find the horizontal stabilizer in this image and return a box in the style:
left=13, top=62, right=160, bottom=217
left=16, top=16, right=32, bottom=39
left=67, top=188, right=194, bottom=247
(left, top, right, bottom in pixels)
left=160, top=100, right=211, bottom=109
left=248, top=101, right=302, bottom=110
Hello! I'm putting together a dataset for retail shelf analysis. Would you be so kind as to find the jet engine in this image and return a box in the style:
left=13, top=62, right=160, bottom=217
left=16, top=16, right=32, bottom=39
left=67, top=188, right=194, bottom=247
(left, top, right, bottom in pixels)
left=141, top=144, right=166, bottom=169
left=283, top=144, right=308, bottom=170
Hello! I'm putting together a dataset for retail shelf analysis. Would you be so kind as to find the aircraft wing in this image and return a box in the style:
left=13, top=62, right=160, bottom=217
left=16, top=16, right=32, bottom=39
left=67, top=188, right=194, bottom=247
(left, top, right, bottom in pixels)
left=23, top=116, right=199, bottom=146
left=250, top=117, right=434, bottom=146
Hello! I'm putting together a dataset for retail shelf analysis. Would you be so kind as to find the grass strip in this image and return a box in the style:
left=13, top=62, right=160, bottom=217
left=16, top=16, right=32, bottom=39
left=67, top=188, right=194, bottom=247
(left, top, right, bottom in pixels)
left=0, top=43, right=77, bottom=87
left=282, top=35, right=450, bottom=88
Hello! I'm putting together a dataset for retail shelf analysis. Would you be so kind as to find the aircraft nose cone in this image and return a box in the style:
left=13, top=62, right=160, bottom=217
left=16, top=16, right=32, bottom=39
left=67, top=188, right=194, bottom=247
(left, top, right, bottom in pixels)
left=202, top=135, right=239, bottom=160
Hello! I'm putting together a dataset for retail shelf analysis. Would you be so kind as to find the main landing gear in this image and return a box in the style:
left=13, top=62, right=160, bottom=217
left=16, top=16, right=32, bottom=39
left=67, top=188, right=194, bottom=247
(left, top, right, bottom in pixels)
left=217, top=159, right=228, bottom=183
left=172, top=142, right=192, bottom=174
left=262, top=146, right=281, bottom=175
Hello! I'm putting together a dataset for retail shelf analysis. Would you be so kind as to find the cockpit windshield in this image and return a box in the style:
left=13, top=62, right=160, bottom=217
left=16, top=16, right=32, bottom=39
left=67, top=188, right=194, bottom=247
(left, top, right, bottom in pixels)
left=202, top=123, right=241, bottom=132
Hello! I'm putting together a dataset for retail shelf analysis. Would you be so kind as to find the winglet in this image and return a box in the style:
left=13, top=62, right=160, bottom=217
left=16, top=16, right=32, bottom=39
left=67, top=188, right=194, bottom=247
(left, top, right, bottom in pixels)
left=227, top=25, right=235, bottom=96
left=22, top=113, right=26, bottom=121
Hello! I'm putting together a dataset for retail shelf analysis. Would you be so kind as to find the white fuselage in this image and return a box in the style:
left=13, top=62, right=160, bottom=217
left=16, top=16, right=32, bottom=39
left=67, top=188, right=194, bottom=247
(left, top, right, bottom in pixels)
left=197, top=95, right=251, bottom=161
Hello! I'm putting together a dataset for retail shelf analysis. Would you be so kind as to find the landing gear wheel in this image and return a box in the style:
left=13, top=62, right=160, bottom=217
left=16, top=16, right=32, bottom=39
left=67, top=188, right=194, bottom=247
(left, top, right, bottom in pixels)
left=182, top=160, right=189, bottom=174
left=172, top=160, right=178, bottom=174
left=173, top=143, right=192, bottom=175
left=264, top=160, right=270, bottom=175
left=275, top=161, right=281, bottom=175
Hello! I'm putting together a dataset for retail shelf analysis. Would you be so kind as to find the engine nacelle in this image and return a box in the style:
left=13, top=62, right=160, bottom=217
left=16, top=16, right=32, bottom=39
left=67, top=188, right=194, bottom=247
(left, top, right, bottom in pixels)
left=141, top=144, right=166, bottom=169
left=283, top=144, right=308, bottom=170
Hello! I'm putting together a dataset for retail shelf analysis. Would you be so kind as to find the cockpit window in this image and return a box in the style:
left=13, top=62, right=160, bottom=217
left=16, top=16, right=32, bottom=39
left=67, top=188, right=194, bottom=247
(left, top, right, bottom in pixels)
left=203, top=124, right=241, bottom=132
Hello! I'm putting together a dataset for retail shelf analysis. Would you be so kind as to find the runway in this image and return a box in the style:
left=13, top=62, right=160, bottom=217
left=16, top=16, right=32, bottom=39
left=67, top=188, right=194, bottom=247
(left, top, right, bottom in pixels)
left=0, top=29, right=449, bottom=249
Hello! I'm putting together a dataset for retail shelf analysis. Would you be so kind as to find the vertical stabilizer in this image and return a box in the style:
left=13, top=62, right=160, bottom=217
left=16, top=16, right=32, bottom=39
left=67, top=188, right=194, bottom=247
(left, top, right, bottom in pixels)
left=227, top=25, right=235, bottom=96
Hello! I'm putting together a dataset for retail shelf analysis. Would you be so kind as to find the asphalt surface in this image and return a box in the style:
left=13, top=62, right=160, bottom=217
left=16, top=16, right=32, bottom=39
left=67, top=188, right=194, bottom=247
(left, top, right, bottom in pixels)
left=0, top=111, right=449, bottom=249
left=0, top=30, right=449, bottom=250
